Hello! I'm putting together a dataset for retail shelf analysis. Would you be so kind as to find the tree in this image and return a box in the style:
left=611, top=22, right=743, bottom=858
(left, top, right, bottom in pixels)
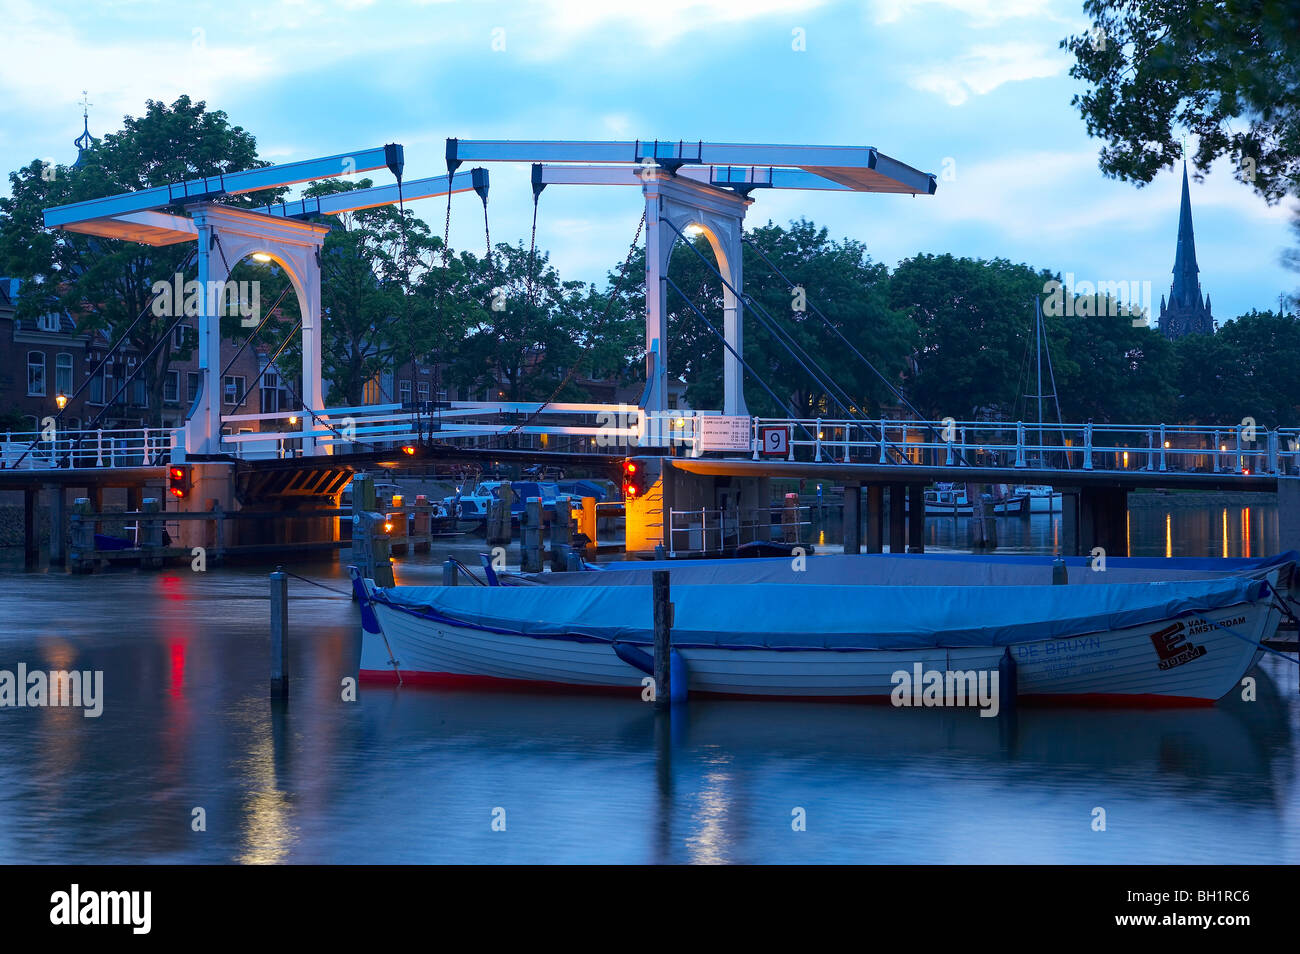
left=888, top=254, right=1050, bottom=419
left=1051, top=311, right=1178, bottom=423
left=1062, top=0, right=1300, bottom=203
left=447, top=241, right=585, bottom=403
left=743, top=220, right=912, bottom=418
left=0, top=96, right=283, bottom=424
left=1175, top=309, right=1300, bottom=426
left=306, top=177, right=437, bottom=406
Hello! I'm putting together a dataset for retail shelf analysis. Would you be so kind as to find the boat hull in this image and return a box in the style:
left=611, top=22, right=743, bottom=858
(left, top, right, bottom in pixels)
left=359, top=587, right=1275, bottom=703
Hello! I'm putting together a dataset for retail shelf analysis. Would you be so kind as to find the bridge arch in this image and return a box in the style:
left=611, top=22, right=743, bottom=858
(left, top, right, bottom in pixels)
left=186, top=204, right=329, bottom=456
left=642, top=171, right=751, bottom=417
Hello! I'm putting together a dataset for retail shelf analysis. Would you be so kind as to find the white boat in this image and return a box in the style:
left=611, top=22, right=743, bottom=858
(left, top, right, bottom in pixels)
left=916, top=483, right=1028, bottom=516
left=351, top=562, right=1292, bottom=704
left=1015, top=485, right=1062, bottom=512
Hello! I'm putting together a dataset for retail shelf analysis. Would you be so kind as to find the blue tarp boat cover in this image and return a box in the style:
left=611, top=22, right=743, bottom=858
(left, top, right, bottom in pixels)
left=530, top=551, right=1299, bottom=588
left=376, top=577, right=1266, bottom=651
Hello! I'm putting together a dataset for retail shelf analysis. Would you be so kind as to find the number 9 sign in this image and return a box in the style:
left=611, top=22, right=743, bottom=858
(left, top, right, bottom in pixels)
left=759, top=425, right=789, bottom=457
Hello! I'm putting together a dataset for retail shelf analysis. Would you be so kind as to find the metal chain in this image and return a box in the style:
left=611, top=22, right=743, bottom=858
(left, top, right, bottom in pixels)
left=489, top=209, right=645, bottom=446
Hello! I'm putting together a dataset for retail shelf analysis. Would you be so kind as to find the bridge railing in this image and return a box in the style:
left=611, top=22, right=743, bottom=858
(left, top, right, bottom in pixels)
left=0, top=428, right=179, bottom=470
left=752, top=417, right=1298, bottom=475
left=218, top=403, right=703, bottom=458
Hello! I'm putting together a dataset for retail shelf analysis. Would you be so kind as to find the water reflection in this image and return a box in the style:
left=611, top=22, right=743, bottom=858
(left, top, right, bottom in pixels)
left=811, top=498, right=1278, bottom=558
left=0, top=534, right=1294, bottom=863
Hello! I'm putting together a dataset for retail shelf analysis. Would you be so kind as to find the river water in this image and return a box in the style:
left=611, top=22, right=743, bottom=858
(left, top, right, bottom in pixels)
left=0, top=501, right=1296, bottom=863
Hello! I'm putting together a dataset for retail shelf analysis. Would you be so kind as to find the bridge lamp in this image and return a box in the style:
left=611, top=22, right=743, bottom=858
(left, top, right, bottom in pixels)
left=288, top=415, right=299, bottom=425
left=401, top=444, right=416, bottom=455
left=55, top=392, right=68, bottom=410
left=1163, top=440, right=1171, bottom=448
left=251, top=252, right=273, bottom=263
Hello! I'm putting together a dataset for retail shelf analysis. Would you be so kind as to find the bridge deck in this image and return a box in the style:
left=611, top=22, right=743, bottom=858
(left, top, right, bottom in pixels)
left=667, top=458, right=1281, bottom=492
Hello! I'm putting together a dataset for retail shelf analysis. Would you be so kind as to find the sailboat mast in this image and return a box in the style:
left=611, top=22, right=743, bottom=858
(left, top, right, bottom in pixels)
left=1035, top=297, right=1044, bottom=461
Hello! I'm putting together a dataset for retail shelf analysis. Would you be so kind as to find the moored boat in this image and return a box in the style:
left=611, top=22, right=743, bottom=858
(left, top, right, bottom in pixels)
left=351, top=564, right=1292, bottom=704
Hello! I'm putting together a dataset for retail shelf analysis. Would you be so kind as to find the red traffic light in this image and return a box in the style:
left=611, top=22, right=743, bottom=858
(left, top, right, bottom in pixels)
left=168, top=465, right=192, bottom=499
left=622, top=459, right=646, bottom=499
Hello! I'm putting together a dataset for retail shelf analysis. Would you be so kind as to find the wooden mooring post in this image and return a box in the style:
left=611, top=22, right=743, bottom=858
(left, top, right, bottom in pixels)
left=521, top=497, right=544, bottom=573
left=270, top=567, right=289, bottom=700
left=550, top=496, right=574, bottom=571
left=653, top=569, right=671, bottom=710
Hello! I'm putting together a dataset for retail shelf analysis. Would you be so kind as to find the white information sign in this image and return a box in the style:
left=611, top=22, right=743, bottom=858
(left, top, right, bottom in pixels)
left=698, top=415, right=752, bottom=452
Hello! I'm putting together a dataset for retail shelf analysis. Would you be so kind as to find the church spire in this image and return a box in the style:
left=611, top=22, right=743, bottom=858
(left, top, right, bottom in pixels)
left=1158, top=159, right=1214, bottom=338
left=73, top=91, right=96, bottom=167
left=1170, top=160, right=1200, bottom=307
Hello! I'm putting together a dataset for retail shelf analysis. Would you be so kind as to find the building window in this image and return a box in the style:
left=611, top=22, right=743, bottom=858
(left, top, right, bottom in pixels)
left=36, top=313, right=60, bottom=332
left=131, top=379, right=147, bottom=407
left=164, top=370, right=180, bottom=403
left=55, top=353, right=73, bottom=396
left=172, top=324, right=192, bottom=349
left=88, top=370, right=113, bottom=405
left=399, top=379, right=412, bottom=404
left=436, top=388, right=447, bottom=404
left=418, top=381, right=430, bottom=403
left=363, top=374, right=382, bottom=405
left=261, top=372, right=281, bottom=414
left=27, top=352, right=46, bottom=396
left=223, top=375, right=245, bottom=406
left=187, top=372, right=201, bottom=403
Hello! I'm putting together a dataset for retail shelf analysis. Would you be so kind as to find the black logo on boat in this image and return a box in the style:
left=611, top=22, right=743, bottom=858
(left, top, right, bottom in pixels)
left=1148, top=622, right=1208, bottom=671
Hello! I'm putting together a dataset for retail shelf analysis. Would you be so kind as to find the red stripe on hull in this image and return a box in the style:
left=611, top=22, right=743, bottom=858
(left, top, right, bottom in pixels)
left=358, top=669, right=1217, bottom=706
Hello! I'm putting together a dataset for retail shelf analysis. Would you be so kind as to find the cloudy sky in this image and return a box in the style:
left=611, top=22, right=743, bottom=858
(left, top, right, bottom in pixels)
left=1, top=0, right=1295, bottom=322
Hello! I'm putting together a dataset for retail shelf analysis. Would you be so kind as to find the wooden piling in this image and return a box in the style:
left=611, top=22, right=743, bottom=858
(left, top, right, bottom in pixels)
left=442, top=558, right=459, bottom=586
left=906, top=483, right=925, bottom=553
left=140, top=498, right=163, bottom=568
left=866, top=485, right=884, bottom=553
left=1052, top=557, right=1068, bottom=585
left=522, top=497, right=544, bottom=573
left=48, top=486, right=66, bottom=567
left=414, top=495, right=432, bottom=553
left=23, top=487, right=38, bottom=569
left=653, top=569, right=671, bottom=709
left=998, top=646, right=1017, bottom=714
left=842, top=483, right=861, bottom=554
left=781, top=493, right=799, bottom=543
left=270, top=568, right=289, bottom=700
left=550, top=497, right=573, bottom=570
left=69, top=497, right=95, bottom=573
left=888, top=484, right=906, bottom=553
